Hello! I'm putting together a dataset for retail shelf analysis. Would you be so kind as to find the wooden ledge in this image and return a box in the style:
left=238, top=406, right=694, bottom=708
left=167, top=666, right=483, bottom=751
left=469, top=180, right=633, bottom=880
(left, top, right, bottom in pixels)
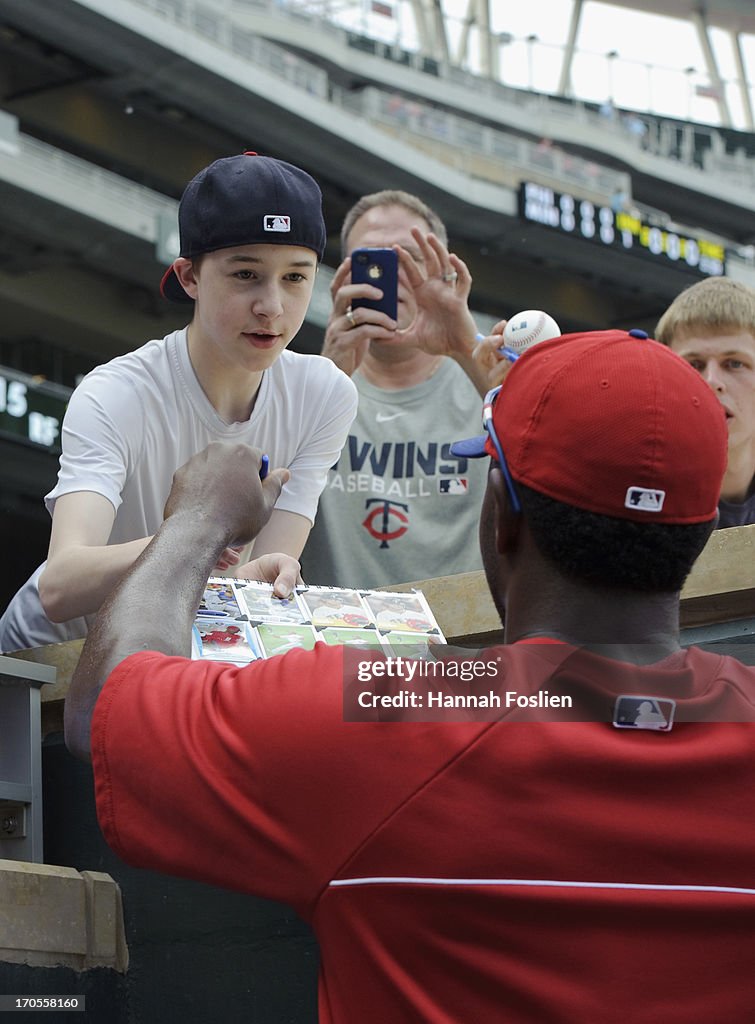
left=382, top=522, right=755, bottom=643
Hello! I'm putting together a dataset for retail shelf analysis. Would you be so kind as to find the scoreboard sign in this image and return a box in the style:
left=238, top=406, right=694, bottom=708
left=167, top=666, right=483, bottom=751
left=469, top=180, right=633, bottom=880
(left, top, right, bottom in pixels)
left=519, top=182, right=725, bottom=278
left=0, top=368, right=70, bottom=454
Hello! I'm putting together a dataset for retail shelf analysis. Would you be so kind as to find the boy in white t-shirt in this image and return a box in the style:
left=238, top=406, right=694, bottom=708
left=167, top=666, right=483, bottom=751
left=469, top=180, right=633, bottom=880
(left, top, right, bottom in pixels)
left=0, top=153, right=357, bottom=652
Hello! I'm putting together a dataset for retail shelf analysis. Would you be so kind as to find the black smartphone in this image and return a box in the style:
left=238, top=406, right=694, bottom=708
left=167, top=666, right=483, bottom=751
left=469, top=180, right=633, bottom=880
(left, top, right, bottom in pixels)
left=350, top=247, right=398, bottom=320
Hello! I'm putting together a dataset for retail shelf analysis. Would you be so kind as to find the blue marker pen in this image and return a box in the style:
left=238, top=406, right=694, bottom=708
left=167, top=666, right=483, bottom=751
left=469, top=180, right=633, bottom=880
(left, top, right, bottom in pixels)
left=259, top=454, right=269, bottom=480
left=475, top=332, right=519, bottom=363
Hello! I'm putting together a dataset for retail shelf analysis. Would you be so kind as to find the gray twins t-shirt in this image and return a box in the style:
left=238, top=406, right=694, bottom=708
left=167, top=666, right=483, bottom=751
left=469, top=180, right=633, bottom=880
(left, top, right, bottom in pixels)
left=301, top=358, right=487, bottom=590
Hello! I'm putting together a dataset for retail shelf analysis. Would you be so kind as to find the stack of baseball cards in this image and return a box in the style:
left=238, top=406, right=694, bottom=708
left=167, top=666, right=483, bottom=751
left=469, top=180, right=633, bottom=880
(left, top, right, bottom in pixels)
left=192, top=578, right=445, bottom=665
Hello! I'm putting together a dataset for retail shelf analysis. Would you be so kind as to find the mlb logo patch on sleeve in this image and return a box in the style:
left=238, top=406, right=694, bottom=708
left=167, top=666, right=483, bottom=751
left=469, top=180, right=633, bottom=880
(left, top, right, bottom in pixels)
left=438, top=478, right=469, bottom=495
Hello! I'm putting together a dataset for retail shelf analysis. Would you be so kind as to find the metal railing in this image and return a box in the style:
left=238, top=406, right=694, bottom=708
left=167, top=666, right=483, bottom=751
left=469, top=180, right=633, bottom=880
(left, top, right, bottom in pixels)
left=337, top=87, right=630, bottom=201
left=0, top=129, right=175, bottom=243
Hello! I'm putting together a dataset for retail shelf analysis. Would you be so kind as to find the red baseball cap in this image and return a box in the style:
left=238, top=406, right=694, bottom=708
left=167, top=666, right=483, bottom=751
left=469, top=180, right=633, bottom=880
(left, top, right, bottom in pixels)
left=454, top=330, right=727, bottom=524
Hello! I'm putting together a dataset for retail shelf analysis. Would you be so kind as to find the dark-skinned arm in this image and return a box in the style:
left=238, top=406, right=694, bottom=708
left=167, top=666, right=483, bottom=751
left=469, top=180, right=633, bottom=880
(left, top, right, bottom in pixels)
left=64, top=442, right=288, bottom=763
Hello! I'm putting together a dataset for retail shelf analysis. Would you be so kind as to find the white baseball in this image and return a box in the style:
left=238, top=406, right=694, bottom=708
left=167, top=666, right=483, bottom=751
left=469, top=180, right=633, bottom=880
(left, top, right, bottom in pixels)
left=502, top=310, right=561, bottom=354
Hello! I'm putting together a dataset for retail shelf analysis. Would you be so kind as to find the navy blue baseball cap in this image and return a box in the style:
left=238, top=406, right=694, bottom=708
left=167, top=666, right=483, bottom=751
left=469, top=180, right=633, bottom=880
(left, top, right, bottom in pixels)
left=161, top=152, right=327, bottom=303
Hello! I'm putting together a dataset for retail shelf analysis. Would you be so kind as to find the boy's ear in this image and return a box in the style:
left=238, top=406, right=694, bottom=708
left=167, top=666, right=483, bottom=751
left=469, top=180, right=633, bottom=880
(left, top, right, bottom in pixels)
left=172, top=257, right=200, bottom=301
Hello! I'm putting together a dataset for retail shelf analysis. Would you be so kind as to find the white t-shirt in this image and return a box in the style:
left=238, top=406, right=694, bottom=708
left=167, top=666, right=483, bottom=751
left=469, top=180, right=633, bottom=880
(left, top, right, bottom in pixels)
left=0, top=329, right=357, bottom=651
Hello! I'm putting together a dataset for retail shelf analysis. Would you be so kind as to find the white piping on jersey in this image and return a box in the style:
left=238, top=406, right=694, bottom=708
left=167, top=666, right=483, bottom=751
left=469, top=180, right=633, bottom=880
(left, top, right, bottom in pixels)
left=329, top=876, right=755, bottom=897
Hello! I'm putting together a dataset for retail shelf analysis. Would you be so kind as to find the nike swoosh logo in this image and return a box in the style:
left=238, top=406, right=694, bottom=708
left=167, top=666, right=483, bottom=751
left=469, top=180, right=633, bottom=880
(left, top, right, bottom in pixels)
left=376, top=412, right=407, bottom=423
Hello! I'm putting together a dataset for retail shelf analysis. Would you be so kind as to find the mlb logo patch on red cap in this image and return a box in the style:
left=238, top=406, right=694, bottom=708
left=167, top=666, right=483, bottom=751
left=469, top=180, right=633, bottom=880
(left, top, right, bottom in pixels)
left=624, top=487, right=666, bottom=513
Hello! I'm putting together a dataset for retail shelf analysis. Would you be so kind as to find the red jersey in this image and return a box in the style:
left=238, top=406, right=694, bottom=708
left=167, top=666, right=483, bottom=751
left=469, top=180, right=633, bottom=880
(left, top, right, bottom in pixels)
left=92, top=642, right=755, bottom=1022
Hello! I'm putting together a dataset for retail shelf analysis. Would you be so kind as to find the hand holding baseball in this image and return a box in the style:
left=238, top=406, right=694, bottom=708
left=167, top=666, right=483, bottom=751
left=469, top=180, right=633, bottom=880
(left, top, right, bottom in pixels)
left=473, top=311, right=561, bottom=391
left=473, top=321, right=515, bottom=391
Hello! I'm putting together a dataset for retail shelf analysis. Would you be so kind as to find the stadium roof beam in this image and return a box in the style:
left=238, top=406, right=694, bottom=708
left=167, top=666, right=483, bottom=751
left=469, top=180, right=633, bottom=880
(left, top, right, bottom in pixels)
left=454, top=0, right=495, bottom=77
left=691, top=8, right=732, bottom=128
left=733, top=32, right=754, bottom=131
left=408, top=0, right=449, bottom=63
left=558, top=0, right=583, bottom=99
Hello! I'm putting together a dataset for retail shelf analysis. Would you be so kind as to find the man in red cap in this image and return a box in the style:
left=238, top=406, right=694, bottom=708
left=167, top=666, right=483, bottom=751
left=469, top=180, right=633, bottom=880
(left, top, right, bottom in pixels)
left=0, top=153, right=356, bottom=653
left=66, top=330, right=755, bottom=1022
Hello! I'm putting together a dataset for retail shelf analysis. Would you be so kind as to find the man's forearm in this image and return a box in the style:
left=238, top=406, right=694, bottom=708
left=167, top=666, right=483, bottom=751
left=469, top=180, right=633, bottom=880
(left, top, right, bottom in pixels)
left=65, top=512, right=230, bottom=760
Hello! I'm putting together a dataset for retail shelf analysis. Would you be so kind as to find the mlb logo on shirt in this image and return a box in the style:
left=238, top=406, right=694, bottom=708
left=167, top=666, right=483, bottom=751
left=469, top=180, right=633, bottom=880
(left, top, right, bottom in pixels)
left=613, top=695, right=676, bottom=732
left=624, top=486, right=666, bottom=513
left=438, top=478, right=468, bottom=495
left=264, top=215, right=291, bottom=232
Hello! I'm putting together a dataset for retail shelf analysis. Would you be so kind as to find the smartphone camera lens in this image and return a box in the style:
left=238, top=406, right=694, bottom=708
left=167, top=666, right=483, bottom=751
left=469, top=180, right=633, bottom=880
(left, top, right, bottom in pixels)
left=355, top=252, right=369, bottom=264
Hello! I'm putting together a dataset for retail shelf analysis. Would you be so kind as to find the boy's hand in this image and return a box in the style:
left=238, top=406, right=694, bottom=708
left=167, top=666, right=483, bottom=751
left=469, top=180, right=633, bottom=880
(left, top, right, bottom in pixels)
left=322, top=256, right=397, bottom=376
left=234, top=552, right=302, bottom=600
left=163, top=442, right=289, bottom=548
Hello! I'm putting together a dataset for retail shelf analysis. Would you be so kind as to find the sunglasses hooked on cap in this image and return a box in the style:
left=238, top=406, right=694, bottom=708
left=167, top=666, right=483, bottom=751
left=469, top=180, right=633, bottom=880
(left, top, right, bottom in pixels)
left=161, top=152, right=327, bottom=304
left=451, top=329, right=727, bottom=525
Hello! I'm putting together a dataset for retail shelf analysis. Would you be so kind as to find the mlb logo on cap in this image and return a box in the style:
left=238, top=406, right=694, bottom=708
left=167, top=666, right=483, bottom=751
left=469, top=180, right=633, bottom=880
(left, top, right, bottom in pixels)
left=264, top=215, right=291, bottom=232
left=625, top=487, right=666, bottom=513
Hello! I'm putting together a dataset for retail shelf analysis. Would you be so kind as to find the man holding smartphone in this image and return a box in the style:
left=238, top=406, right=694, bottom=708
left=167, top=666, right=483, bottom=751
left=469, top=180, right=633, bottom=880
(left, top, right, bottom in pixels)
left=301, top=190, right=490, bottom=589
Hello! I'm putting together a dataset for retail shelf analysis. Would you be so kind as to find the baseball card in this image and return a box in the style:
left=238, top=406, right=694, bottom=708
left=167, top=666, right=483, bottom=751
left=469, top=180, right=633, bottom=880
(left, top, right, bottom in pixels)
left=380, top=630, right=446, bottom=658
left=361, top=590, right=442, bottom=635
left=319, top=626, right=383, bottom=650
left=192, top=617, right=260, bottom=664
left=299, top=587, right=373, bottom=628
left=197, top=577, right=243, bottom=618
left=255, top=623, right=319, bottom=658
left=235, top=580, right=308, bottom=624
